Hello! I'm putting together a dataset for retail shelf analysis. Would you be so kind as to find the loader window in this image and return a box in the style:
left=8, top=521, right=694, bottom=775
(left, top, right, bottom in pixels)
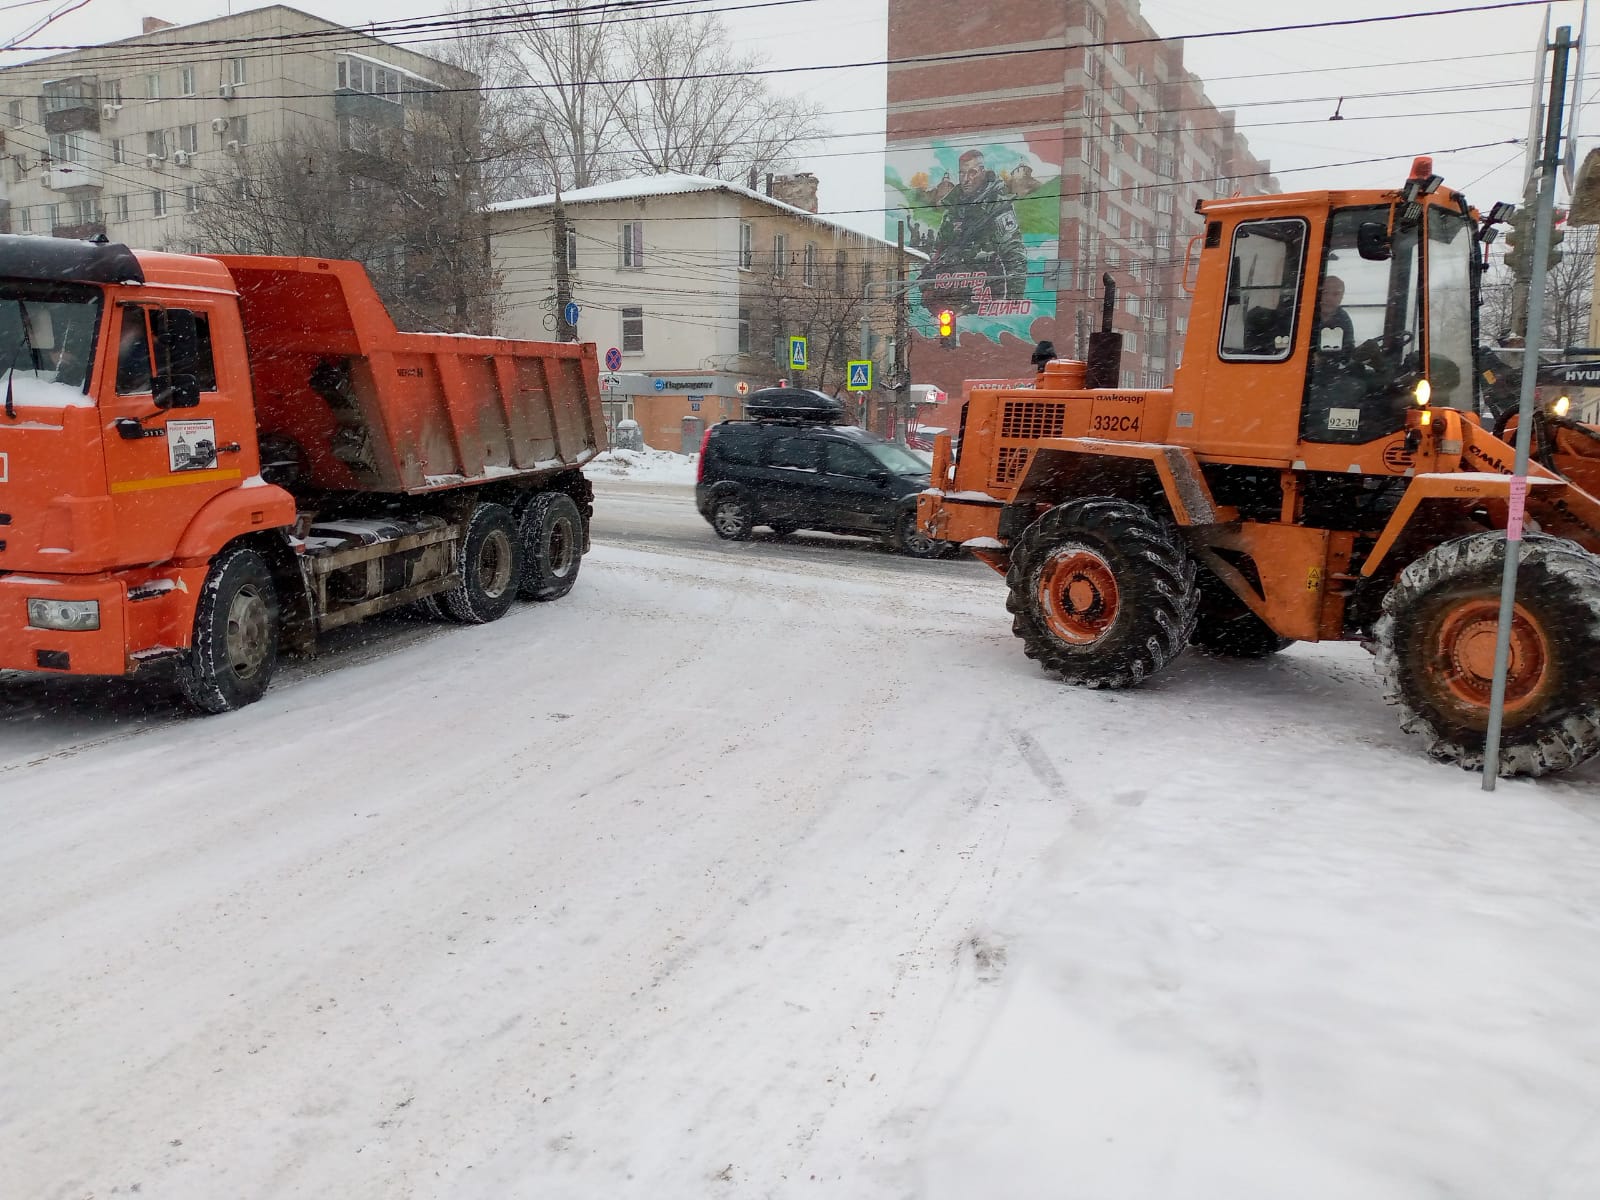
left=1219, top=218, right=1306, bottom=363
left=1425, top=208, right=1474, bottom=412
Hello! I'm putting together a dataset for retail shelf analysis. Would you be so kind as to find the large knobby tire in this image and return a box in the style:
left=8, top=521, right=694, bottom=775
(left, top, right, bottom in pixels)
left=1006, top=497, right=1199, bottom=688
left=518, top=491, right=583, bottom=601
left=176, top=545, right=280, bottom=714
left=444, top=502, right=522, bottom=624
left=892, top=507, right=949, bottom=559
left=709, top=490, right=755, bottom=541
left=1375, top=532, right=1600, bottom=777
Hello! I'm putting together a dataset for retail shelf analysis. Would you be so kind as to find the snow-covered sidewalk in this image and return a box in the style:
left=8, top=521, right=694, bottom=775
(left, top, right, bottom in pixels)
left=2, top=537, right=1598, bottom=1198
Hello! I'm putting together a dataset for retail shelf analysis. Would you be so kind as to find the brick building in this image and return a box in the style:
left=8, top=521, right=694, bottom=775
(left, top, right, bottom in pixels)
left=887, top=0, right=1277, bottom=414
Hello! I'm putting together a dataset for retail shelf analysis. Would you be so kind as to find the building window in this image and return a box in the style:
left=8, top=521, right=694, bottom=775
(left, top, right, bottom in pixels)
left=564, top=226, right=577, bottom=269
left=227, top=57, right=247, bottom=85
left=180, top=65, right=196, bottom=95
left=45, top=202, right=59, bottom=229
left=232, top=115, right=249, bottom=144
left=7, top=100, right=20, bottom=127
left=737, top=305, right=751, bottom=353
left=48, top=132, right=84, bottom=163
left=335, top=56, right=404, bottom=102
left=835, top=252, right=847, bottom=293
left=184, top=185, right=201, bottom=213
left=114, top=193, right=129, bottom=222
left=17, top=207, right=29, bottom=232
left=145, top=130, right=167, bottom=159
left=74, top=197, right=100, bottom=225
left=145, top=73, right=160, bottom=101
left=337, top=116, right=379, bottom=154
left=773, top=233, right=788, bottom=277
left=619, top=220, right=644, bottom=268
left=104, top=79, right=121, bottom=106
left=621, top=306, right=644, bottom=353
left=150, top=189, right=167, bottom=218
left=179, top=124, right=198, bottom=153
left=860, top=260, right=874, bottom=298
left=803, top=242, right=817, bottom=287
left=111, top=137, right=126, bottom=165
left=9, top=157, right=23, bottom=183
left=738, top=221, right=753, bottom=270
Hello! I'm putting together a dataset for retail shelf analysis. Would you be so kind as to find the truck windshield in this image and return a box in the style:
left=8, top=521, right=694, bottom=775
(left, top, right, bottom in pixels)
left=0, top=281, right=103, bottom=405
left=1425, top=207, right=1475, bottom=411
left=866, top=440, right=932, bottom=476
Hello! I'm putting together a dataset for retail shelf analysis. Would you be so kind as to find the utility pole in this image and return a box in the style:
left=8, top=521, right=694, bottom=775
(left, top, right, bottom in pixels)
left=1484, top=24, right=1575, bottom=788
left=892, top=220, right=909, bottom=442
left=553, top=187, right=576, bottom=343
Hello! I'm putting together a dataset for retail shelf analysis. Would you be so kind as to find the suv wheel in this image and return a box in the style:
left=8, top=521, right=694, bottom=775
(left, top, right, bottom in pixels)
left=710, top=492, right=755, bottom=540
left=893, top=508, right=947, bottom=559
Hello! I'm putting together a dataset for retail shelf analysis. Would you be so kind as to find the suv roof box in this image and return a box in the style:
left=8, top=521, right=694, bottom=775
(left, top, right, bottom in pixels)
left=744, top=387, right=845, bottom=423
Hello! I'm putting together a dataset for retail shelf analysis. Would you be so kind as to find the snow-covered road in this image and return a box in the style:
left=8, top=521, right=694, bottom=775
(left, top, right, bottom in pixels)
left=4, top=483, right=1599, bottom=1199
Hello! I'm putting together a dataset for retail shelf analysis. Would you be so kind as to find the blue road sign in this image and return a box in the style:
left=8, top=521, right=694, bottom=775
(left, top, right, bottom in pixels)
left=846, top=360, right=873, bottom=392
left=605, top=346, right=622, bottom=371
left=564, top=301, right=580, bottom=327
left=789, top=336, right=808, bottom=370
left=653, top=378, right=666, bottom=391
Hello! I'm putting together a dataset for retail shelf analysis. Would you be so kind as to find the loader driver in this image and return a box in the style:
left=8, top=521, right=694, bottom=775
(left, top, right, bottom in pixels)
left=1315, top=274, right=1355, bottom=354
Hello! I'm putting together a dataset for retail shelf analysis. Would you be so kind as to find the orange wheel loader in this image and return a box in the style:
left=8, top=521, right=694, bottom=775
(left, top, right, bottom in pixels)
left=919, top=158, right=1600, bottom=777
left=0, top=237, right=604, bottom=712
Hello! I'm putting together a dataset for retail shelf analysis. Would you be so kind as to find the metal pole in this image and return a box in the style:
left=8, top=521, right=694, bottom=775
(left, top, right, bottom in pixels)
left=894, top=220, right=908, bottom=441
left=1484, top=24, right=1574, bottom=789
left=553, top=190, right=576, bottom=344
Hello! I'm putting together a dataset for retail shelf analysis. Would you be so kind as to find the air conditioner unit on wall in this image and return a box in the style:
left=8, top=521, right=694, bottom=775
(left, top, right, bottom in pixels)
left=172, top=151, right=191, bottom=167
left=210, top=117, right=228, bottom=133
left=218, top=83, right=236, bottom=99
left=102, top=104, right=119, bottom=120
left=224, top=140, right=241, bottom=155
left=146, top=153, right=164, bottom=167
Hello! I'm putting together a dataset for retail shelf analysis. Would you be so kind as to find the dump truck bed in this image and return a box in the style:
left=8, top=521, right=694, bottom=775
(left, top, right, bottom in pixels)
left=210, top=255, right=604, bottom=494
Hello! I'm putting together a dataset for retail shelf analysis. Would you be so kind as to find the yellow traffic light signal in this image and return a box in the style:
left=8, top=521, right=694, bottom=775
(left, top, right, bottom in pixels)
left=937, top=309, right=955, bottom=342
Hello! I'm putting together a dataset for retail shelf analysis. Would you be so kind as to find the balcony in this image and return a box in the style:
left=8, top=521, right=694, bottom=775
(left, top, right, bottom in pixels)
left=41, top=76, right=100, bottom=135
left=47, top=162, right=103, bottom=192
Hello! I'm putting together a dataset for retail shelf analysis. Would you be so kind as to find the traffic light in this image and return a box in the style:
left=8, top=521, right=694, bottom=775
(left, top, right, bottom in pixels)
left=1503, top=205, right=1531, bottom=282
left=937, top=308, right=955, bottom=345
left=1548, top=208, right=1566, bottom=270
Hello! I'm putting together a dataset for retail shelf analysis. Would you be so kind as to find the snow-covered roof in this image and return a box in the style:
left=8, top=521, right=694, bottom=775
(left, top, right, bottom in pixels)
left=488, top=172, right=927, bottom=258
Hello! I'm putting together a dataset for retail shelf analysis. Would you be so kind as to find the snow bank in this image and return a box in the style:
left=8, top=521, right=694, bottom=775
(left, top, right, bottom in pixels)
left=583, top=445, right=698, bottom=485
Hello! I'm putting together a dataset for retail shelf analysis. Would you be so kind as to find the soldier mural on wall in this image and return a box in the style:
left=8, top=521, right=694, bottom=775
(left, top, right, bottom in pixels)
left=886, top=135, right=1060, bottom=344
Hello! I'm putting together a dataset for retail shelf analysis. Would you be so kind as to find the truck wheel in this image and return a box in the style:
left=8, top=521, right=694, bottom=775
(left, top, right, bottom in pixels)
left=1376, top=532, right=1600, bottom=776
left=176, top=545, right=280, bottom=713
left=518, top=491, right=583, bottom=601
left=444, top=502, right=522, bottom=624
left=710, top=491, right=755, bottom=540
left=1006, top=497, right=1199, bottom=688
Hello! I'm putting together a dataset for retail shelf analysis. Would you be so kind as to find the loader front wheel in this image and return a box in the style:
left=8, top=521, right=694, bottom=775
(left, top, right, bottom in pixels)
left=1376, top=532, right=1600, bottom=777
left=177, top=545, right=280, bottom=713
left=1006, top=498, right=1198, bottom=688
left=445, top=502, right=522, bottom=624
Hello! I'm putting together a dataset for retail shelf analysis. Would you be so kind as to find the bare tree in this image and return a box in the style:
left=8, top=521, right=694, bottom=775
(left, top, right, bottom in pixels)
left=611, top=11, right=825, bottom=182
left=746, top=256, right=885, bottom=395
left=1541, top=224, right=1596, bottom=349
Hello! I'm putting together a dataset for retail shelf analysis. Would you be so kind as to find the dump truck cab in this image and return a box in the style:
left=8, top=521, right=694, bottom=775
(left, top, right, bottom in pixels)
left=0, top=237, right=293, bottom=677
left=921, top=159, right=1600, bottom=777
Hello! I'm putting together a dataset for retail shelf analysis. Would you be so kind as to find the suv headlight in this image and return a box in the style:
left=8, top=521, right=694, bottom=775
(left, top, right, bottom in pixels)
left=27, top=598, right=100, bottom=631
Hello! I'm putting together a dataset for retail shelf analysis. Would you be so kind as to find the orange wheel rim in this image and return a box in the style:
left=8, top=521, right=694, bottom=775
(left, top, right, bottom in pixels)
left=1037, top=547, right=1120, bottom=645
left=1430, top=598, right=1551, bottom=716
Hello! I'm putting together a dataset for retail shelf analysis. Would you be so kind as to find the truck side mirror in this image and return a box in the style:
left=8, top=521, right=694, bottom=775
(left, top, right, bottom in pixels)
left=1358, top=222, right=1392, bottom=261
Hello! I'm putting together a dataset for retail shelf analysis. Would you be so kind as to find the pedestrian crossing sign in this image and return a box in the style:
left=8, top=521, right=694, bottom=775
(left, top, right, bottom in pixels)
left=789, top=336, right=808, bottom=370
left=846, top=360, right=873, bottom=392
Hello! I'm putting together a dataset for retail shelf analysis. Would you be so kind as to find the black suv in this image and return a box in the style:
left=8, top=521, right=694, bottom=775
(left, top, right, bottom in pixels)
left=694, top=389, right=949, bottom=557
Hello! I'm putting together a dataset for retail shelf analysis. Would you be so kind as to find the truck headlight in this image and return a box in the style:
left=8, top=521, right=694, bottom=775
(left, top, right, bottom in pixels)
left=27, top=598, right=100, bottom=631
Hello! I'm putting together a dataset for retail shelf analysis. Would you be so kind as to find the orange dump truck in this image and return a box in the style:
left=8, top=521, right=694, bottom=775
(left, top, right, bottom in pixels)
left=0, top=236, right=604, bottom=711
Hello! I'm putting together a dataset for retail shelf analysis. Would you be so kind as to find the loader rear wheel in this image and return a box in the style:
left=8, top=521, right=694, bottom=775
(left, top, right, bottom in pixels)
left=518, top=491, right=583, bottom=601
left=1376, top=532, right=1600, bottom=777
left=176, top=545, right=280, bottom=714
left=444, top=503, right=522, bottom=624
left=1006, top=498, right=1199, bottom=689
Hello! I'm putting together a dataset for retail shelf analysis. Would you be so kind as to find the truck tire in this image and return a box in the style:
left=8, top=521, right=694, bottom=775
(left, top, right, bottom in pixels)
left=518, top=491, right=583, bottom=601
left=1006, top=497, right=1199, bottom=688
left=1375, top=532, right=1600, bottom=777
left=709, top=490, right=755, bottom=541
left=176, top=545, right=280, bottom=713
left=444, top=502, right=522, bottom=624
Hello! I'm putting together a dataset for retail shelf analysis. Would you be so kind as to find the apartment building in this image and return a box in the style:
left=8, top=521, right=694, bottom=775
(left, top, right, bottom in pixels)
left=489, top=173, right=926, bottom=450
left=0, top=5, right=472, bottom=250
left=887, top=0, right=1277, bottom=410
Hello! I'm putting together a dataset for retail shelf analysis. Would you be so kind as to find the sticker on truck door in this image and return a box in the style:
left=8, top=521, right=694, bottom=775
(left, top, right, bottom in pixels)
left=167, top=419, right=219, bottom=472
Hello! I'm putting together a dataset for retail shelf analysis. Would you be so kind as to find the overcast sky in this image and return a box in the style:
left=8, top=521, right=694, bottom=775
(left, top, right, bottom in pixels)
left=0, top=0, right=1588, bottom=236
